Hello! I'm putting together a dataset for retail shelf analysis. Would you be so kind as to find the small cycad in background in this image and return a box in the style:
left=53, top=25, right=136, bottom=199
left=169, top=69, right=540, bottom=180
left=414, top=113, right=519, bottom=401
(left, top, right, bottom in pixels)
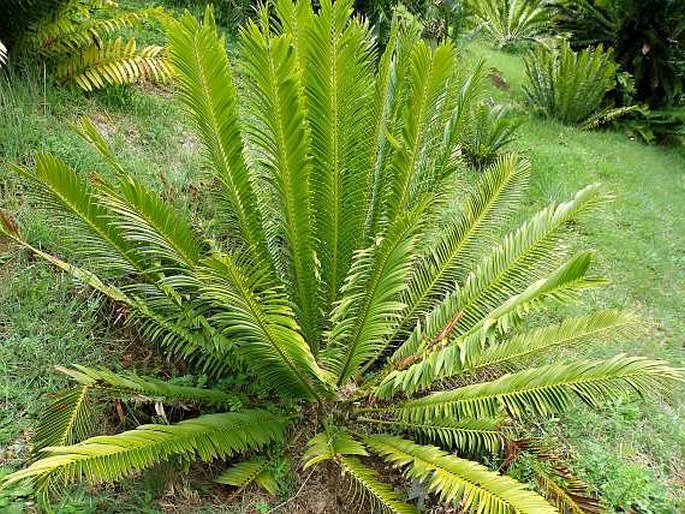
left=0, top=0, right=171, bottom=90
left=524, top=42, right=618, bottom=125
left=0, top=1, right=682, bottom=512
left=471, top=0, right=551, bottom=49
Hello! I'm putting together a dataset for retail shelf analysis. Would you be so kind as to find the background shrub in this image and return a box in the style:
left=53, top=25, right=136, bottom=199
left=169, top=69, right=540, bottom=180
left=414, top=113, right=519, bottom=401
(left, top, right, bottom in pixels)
left=524, top=41, right=618, bottom=124
left=553, top=0, right=685, bottom=108
left=471, top=0, right=551, bottom=49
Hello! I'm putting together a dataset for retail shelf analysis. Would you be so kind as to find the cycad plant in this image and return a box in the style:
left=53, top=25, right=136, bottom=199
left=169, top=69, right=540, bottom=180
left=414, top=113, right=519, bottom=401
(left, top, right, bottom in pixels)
left=472, top=0, right=551, bottom=49
left=0, top=0, right=171, bottom=90
left=1, top=1, right=681, bottom=512
left=524, top=41, right=618, bottom=124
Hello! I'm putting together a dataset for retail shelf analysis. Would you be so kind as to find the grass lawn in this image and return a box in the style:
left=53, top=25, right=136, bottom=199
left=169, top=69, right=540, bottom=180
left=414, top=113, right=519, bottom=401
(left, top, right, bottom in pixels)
left=0, top=33, right=683, bottom=513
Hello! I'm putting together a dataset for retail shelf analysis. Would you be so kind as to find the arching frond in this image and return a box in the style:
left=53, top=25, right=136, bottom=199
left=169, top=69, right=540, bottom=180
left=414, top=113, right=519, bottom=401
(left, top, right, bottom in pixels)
left=239, top=20, right=320, bottom=345
left=9, top=155, right=141, bottom=276
left=386, top=153, right=530, bottom=358
left=300, top=0, right=376, bottom=310
left=56, top=365, right=238, bottom=408
left=32, top=385, right=93, bottom=455
left=337, top=456, right=418, bottom=514
left=385, top=356, right=683, bottom=422
left=363, top=16, right=422, bottom=240
left=359, top=415, right=505, bottom=454
left=100, top=174, right=203, bottom=269
left=323, top=210, right=424, bottom=385
left=166, top=8, right=272, bottom=268
left=366, top=435, right=555, bottom=513
left=464, top=310, right=640, bottom=373
left=4, top=410, right=287, bottom=489
left=388, top=183, right=604, bottom=367
left=57, top=39, right=171, bottom=91
left=376, top=251, right=601, bottom=397
left=195, top=253, right=332, bottom=400
left=216, top=456, right=277, bottom=494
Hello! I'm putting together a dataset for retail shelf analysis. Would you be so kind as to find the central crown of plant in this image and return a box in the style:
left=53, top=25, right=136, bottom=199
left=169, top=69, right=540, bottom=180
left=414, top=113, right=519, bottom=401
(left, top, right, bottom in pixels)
left=1, top=1, right=681, bottom=512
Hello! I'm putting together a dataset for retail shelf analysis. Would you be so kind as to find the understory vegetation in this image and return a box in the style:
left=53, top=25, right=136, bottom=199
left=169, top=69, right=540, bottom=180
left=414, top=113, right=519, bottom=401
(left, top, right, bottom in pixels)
left=0, top=0, right=683, bottom=513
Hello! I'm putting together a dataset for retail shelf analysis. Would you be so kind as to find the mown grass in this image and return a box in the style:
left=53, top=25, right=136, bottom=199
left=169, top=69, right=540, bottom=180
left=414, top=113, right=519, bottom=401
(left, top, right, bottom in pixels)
left=0, top=27, right=683, bottom=514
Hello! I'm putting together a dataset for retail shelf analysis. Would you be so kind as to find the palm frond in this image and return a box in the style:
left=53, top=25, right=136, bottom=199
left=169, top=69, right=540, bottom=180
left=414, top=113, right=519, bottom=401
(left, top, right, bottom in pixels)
left=385, top=355, right=683, bottom=422
left=300, top=0, right=376, bottom=310
left=386, top=40, right=456, bottom=222
left=166, top=8, right=272, bottom=268
left=100, top=174, right=203, bottom=270
left=366, top=435, right=555, bottom=513
left=359, top=415, right=505, bottom=454
left=4, top=410, right=287, bottom=488
left=302, top=429, right=369, bottom=469
left=9, top=154, right=142, bottom=276
left=337, top=456, right=418, bottom=514
left=57, top=38, right=171, bottom=91
left=375, top=250, right=602, bottom=398
left=323, top=209, right=424, bottom=385
left=464, top=310, right=640, bottom=373
left=239, top=19, right=320, bottom=345
left=216, top=456, right=278, bottom=494
left=390, top=153, right=530, bottom=348
left=32, top=385, right=93, bottom=455
left=195, top=253, right=332, bottom=400
left=56, top=365, right=238, bottom=408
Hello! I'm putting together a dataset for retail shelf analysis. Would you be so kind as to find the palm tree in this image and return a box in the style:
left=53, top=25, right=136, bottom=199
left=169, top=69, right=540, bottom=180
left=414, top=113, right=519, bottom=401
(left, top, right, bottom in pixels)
left=1, top=1, right=681, bottom=511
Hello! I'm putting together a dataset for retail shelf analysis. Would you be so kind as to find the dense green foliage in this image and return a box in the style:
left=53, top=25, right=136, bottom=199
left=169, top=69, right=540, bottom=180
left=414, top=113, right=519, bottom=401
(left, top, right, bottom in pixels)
left=524, top=42, right=618, bottom=124
left=471, top=0, right=551, bottom=49
left=0, top=0, right=171, bottom=90
left=0, top=0, right=683, bottom=512
left=553, top=0, right=685, bottom=108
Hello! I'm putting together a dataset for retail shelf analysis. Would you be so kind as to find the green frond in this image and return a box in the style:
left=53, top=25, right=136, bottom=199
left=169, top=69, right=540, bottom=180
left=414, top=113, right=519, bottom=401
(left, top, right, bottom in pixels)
left=385, top=355, right=683, bottom=422
left=4, top=410, right=287, bottom=489
left=57, top=38, right=171, bottom=91
left=302, top=0, right=376, bottom=309
left=32, top=385, right=93, bottom=455
left=323, top=209, right=424, bottom=385
left=216, top=456, right=278, bottom=494
left=10, top=154, right=142, bottom=276
left=30, top=7, right=164, bottom=55
left=359, top=415, right=505, bottom=454
left=56, top=365, right=238, bottom=408
left=389, top=153, right=531, bottom=354
left=337, top=456, right=418, bottom=514
left=474, top=0, right=551, bottom=49
left=195, top=253, right=333, bottom=400
left=364, top=15, right=422, bottom=240
left=239, top=19, right=320, bottom=345
left=464, top=310, right=640, bottom=373
left=388, top=183, right=604, bottom=366
left=302, top=429, right=368, bottom=469
left=375, top=251, right=601, bottom=397
left=166, top=8, right=272, bottom=268
left=101, top=174, right=203, bottom=269
left=73, top=117, right=125, bottom=174
left=366, top=435, right=555, bottom=513
left=386, top=40, right=456, bottom=221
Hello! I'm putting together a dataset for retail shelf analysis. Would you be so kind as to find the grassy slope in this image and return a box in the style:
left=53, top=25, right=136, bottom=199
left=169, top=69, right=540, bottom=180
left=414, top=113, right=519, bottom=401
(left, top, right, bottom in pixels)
left=0, top=32, right=683, bottom=514
left=466, top=41, right=685, bottom=511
